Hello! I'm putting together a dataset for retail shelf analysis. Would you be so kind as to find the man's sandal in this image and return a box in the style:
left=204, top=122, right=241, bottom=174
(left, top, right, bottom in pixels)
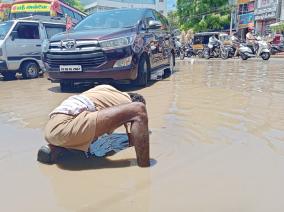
left=37, top=144, right=66, bottom=164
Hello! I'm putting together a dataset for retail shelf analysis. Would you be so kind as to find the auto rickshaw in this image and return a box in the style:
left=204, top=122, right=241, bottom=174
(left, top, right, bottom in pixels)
left=192, top=32, right=220, bottom=57
left=219, top=33, right=232, bottom=45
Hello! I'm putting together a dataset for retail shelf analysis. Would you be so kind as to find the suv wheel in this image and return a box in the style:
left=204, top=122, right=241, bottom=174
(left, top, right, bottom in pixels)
left=132, top=56, right=149, bottom=87
left=1, top=72, right=16, bottom=81
left=60, top=81, right=74, bottom=92
left=22, top=61, right=39, bottom=79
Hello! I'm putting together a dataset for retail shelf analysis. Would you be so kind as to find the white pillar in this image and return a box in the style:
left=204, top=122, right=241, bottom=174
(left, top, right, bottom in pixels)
left=281, top=0, right=284, bottom=21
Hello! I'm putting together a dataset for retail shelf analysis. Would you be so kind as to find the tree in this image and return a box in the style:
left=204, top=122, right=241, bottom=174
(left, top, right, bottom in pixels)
left=167, top=11, right=179, bottom=30
left=62, top=0, right=84, bottom=11
left=271, top=22, right=284, bottom=33
left=176, top=0, right=231, bottom=32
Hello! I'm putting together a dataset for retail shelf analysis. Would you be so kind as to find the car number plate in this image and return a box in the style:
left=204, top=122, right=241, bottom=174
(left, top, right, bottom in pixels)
left=59, top=65, right=82, bottom=72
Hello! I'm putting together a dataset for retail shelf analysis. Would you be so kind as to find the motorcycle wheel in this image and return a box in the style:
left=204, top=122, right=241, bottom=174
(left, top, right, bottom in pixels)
left=240, top=53, right=248, bottom=60
left=204, top=49, right=210, bottom=59
left=197, top=51, right=203, bottom=58
left=187, top=52, right=193, bottom=58
left=180, top=52, right=185, bottom=60
left=221, top=49, right=229, bottom=59
left=261, top=52, right=270, bottom=60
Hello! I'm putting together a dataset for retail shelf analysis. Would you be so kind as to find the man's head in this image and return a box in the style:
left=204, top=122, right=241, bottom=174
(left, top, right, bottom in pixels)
left=248, top=27, right=254, bottom=32
left=128, top=93, right=146, bottom=105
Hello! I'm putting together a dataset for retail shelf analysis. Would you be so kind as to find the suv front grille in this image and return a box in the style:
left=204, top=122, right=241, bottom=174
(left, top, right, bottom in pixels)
left=45, top=40, right=106, bottom=68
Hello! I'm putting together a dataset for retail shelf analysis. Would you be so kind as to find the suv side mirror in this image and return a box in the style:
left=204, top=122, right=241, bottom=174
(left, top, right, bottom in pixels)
left=10, top=31, right=17, bottom=41
left=148, top=20, right=162, bottom=29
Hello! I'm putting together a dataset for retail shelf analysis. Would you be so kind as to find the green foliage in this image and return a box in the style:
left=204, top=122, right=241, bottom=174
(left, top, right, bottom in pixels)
left=167, top=11, right=179, bottom=30
left=177, top=0, right=231, bottom=32
left=271, top=22, right=284, bottom=33
left=63, top=0, right=84, bottom=12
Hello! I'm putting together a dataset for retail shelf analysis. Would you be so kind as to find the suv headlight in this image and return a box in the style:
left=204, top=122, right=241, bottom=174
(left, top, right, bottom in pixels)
left=99, top=36, right=134, bottom=49
left=42, top=39, right=50, bottom=53
left=113, top=56, right=132, bottom=68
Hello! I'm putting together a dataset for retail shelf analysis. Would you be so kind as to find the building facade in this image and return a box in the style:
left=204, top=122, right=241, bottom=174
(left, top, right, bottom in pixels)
left=254, top=0, right=281, bottom=35
left=281, top=0, right=284, bottom=21
left=81, top=0, right=167, bottom=16
left=237, top=0, right=256, bottom=39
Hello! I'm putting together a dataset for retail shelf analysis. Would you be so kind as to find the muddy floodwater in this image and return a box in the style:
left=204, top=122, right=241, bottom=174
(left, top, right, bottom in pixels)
left=1, top=58, right=284, bottom=212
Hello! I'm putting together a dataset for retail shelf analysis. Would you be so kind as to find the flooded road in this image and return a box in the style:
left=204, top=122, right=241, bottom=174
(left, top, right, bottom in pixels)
left=1, top=58, right=284, bottom=212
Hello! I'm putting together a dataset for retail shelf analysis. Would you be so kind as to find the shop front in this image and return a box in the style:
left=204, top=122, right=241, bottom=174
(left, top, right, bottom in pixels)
left=254, top=0, right=279, bottom=35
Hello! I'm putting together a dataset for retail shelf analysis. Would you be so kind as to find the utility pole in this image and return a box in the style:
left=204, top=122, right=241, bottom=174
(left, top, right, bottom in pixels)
left=229, top=0, right=237, bottom=35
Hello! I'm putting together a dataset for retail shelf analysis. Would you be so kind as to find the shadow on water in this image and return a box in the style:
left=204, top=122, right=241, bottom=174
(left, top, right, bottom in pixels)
left=56, top=153, right=157, bottom=171
left=47, top=68, right=176, bottom=93
left=48, top=80, right=160, bottom=94
left=54, top=133, right=157, bottom=170
left=56, top=153, right=136, bottom=171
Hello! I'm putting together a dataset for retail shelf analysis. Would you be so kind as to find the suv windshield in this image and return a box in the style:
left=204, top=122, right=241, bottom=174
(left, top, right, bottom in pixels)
left=0, top=21, right=13, bottom=40
left=74, top=9, right=144, bottom=31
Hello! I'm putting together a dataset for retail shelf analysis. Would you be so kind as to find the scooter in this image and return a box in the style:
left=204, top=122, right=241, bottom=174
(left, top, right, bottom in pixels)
left=239, top=37, right=270, bottom=60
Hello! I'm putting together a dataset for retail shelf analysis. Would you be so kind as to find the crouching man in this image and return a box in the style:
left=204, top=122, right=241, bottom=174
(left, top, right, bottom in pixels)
left=38, top=85, right=150, bottom=167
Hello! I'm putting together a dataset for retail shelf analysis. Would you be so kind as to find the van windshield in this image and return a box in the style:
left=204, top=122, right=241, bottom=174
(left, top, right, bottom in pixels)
left=0, top=21, right=13, bottom=40
left=74, top=9, right=144, bottom=31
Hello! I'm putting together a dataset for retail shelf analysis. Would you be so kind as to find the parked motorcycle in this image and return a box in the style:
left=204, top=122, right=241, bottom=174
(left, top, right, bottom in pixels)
left=179, top=44, right=186, bottom=60
left=239, top=37, right=270, bottom=60
left=227, top=36, right=241, bottom=58
left=185, top=44, right=195, bottom=57
left=270, top=43, right=284, bottom=55
left=174, top=38, right=182, bottom=58
left=223, top=43, right=241, bottom=58
left=179, top=43, right=197, bottom=59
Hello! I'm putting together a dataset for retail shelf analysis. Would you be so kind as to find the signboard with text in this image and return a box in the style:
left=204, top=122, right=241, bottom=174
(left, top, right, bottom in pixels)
left=255, top=0, right=278, bottom=20
left=257, top=0, right=278, bottom=8
left=239, top=13, right=254, bottom=28
left=11, top=3, right=50, bottom=13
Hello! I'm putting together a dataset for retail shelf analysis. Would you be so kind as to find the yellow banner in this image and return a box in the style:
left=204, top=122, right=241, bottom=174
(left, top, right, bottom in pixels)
left=238, top=0, right=254, bottom=4
left=11, top=3, right=50, bottom=13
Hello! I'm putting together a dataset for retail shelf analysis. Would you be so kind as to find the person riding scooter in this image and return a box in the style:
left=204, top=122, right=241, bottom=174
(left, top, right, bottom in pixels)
left=208, top=34, right=220, bottom=56
left=246, top=28, right=257, bottom=54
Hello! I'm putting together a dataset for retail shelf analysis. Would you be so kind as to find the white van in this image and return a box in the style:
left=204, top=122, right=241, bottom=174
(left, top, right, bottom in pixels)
left=0, top=16, right=66, bottom=80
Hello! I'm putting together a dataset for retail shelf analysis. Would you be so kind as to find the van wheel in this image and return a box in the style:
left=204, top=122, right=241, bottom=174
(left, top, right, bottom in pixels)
left=132, top=56, right=149, bottom=87
left=2, top=72, right=16, bottom=81
left=60, top=81, right=74, bottom=92
left=22, top=61, right=39, bottom=79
